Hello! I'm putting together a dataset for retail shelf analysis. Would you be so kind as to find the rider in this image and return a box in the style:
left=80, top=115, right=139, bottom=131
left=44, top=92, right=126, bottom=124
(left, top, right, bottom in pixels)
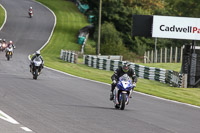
left=2, top=39, right=7, bottom=44
left=29, top=7, right=33, bottom=12
left=30, top=51, right=44, bottom=72
left=1, top=39, right=7, bottom=51
left=110, top=62, right=137, bottom=100
left=7, top=40, right=16, bottom=49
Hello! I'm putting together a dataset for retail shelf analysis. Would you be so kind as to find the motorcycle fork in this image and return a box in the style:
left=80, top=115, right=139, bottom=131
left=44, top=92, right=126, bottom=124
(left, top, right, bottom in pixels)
left=114, top=87, right=119, bottom=104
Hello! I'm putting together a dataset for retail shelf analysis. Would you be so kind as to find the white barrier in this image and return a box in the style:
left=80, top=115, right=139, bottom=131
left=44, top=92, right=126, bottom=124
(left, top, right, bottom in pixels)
left=60, top=49, right=78, bottom=64
left=83, top=55, right=183, bottom=87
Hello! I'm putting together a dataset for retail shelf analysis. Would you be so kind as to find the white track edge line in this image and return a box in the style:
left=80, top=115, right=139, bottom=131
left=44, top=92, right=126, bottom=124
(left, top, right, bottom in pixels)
left=21, top=127, right=33, bottom=132
left=44, top=66, right=200, bottom=109
left=0, top=2, right=21, bottom=126
left=28, top=1, right=200, bottom=110
left=0, top=3, right=7, bottom=31
left=0, top=110, right=19, bottom=124
left=33, top=0, right=57, bottom=51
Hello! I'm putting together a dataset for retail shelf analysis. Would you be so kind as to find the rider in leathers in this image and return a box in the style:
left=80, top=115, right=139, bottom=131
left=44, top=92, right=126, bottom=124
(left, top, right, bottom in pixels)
left=30, top=51, right=44, bottom=72
left=110, top=62, right=137, bottom=100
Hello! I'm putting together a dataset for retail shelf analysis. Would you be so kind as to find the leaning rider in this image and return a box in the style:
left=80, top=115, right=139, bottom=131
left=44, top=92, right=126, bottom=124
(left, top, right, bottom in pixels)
left=110, top=62, right=137, bottom=100
left=30, top=51, right=44, bottom=72
left=7, top=40, right=16, bottom=49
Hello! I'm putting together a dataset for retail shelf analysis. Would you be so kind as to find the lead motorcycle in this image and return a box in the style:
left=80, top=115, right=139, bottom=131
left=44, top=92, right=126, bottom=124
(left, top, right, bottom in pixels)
left=30, top=57, right=43, bottom=80
left=112, top=74, right=134, bottom=110
left=5, top=45, right=13, bottom=61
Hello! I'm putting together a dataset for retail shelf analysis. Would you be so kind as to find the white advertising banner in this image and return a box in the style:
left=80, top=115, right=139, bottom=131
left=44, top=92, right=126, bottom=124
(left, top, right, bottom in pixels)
left=152, top=15, right=200, bottom=40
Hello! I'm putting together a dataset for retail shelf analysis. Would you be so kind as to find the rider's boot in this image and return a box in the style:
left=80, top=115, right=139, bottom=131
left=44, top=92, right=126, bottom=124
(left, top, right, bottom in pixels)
left=110, top=91, right=114, bottom=101
left=29, top=65, right=31, bottom=72
left=129, top=89, right=133, bottom=98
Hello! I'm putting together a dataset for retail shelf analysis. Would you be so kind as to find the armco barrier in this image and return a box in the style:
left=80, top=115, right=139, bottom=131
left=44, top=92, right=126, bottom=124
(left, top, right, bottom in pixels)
left=60, top=49, right=78, bottom=64
left=83, top=55, right=183, bottom=87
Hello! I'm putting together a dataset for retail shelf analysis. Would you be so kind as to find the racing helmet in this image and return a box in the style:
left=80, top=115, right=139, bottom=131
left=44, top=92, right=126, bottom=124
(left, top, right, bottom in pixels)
left=30, top=7, right=32, bottom=9
left=9, top=40, right=13, bottom=44
left=36, top=51, right=40, bottom=56
left=122, top=62, right=129, bottom=73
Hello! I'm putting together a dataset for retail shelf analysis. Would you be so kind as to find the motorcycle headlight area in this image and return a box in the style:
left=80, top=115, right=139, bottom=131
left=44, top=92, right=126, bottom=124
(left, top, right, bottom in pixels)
left=117, top=82, right=133, bottom=90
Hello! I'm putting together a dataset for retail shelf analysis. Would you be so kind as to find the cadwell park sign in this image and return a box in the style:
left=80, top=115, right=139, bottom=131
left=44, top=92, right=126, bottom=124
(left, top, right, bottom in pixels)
left=152, top=15, right=200, bottom=40
left=132, top=15, right=200, bottom=87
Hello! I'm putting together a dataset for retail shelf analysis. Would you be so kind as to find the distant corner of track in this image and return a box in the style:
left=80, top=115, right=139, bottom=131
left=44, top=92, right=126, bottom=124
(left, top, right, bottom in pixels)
left=33, top=0, right=57, bottom=51
left=0, top=3, right=7, bottom=31
left=28, top=0, right=57, bottom=60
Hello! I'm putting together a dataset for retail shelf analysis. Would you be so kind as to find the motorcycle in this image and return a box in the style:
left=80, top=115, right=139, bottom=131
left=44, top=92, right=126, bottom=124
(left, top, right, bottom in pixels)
left=113, top=74, right=134, bottom=110
left=1, top=43, right=7, bottom=51
left=29, top=10, right=33, bottom=18
left=5, top=45, right=13, bottom=61
left=30, top=57, right=43, bottom=80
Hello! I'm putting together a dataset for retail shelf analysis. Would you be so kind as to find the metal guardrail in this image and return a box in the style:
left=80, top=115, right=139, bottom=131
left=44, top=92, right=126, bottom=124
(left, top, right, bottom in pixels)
left=60, top=49, right=78, bottom=64
left=83, top=55, right=184, bottom=88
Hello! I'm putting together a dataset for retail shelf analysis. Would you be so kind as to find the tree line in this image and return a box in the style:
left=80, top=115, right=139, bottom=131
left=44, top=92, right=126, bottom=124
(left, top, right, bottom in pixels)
left=81, top=0, right=200, bottom=61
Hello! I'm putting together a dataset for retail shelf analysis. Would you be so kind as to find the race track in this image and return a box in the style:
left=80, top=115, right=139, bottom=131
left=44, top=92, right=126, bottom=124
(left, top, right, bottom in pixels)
left=0, top=0, right=200, bottom=133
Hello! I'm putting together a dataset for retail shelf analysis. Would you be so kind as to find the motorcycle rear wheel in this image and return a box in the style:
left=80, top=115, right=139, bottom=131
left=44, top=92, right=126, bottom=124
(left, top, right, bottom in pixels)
left=115, top=104, right=120, bottom=109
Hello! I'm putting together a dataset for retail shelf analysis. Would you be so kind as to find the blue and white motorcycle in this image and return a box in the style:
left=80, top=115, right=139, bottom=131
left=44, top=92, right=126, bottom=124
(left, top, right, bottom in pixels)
left=113, top=74, right=134, bottom=110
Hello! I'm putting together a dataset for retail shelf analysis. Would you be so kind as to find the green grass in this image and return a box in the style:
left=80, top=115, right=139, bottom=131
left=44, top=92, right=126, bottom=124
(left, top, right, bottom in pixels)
left=0, top=4, right=5, bottom=28
left=138, top=63, right=182, bottom=72
left=0, top=5, right=6, bottom=117
left=37, top=0, right=89, bottom=57
left=36, top=0, right=200, bottom=107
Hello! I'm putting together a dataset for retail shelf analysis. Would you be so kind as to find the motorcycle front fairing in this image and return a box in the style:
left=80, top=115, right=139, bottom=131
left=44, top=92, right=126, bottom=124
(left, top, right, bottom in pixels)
left=6, top=47, right=13, bottom=56
left=32, top=58, right=42, bottom=71
left=114, top=75, right=134, bottom=105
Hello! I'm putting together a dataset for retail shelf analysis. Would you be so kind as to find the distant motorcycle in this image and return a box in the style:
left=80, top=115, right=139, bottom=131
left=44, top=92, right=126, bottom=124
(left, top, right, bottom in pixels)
left=5, top=45, right=13, bottom=61
left=112, top=74, right=134, bottom=110
left=1, top=43, right=7, bottom=51
left=29, top=10, right=33, bottom=18
left=30, top=57, right=43, bottom=80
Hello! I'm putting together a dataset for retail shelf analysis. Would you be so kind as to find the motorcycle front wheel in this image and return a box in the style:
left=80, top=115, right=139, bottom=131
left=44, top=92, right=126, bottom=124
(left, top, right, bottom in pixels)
left=119, top=93, right=126, bottom=110
left=7, top=55, right=10, bottom=61
left=33, top=69, right=38, bottom=80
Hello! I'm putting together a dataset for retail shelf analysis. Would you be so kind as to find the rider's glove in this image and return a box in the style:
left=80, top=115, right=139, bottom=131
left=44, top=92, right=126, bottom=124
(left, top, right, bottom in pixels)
left=113, top=80, right=117, bottom=84
left=133, top=82, right=136, bottom=87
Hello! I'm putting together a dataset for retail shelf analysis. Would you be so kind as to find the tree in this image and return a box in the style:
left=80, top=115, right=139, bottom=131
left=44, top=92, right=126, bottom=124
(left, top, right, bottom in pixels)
left=166, top=0, right=200, bottom=17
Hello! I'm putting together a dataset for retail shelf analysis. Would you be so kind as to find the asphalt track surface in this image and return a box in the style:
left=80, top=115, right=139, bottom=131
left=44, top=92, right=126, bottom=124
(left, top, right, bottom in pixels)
left=0, top=0, right=200, bottom=133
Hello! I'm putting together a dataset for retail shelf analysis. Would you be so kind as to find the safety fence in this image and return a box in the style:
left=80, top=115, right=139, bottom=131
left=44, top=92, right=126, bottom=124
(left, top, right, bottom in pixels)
left=60, top=49, right=78, bottom=64
left=144, top=46, right=183, bottom=63
left=84, top=55, right=185, bottom=88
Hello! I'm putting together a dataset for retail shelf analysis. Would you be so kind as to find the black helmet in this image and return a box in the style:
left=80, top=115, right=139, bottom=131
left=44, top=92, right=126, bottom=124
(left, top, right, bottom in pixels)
left=122, top=62, right=129, bottom=73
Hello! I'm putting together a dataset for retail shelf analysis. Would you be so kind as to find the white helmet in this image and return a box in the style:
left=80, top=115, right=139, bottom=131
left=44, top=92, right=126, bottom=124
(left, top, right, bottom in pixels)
left=30, top=7, right=32, bottom=9
left=9, top=40, right=13, bottom=44
left=36, top=51, right=40, bottom=56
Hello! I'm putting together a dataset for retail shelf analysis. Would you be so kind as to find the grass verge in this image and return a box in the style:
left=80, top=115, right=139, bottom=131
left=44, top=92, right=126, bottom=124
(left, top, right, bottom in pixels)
left=0, top=4, right=5, bottom=28
left=36, top=0, right=200, bottom=107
